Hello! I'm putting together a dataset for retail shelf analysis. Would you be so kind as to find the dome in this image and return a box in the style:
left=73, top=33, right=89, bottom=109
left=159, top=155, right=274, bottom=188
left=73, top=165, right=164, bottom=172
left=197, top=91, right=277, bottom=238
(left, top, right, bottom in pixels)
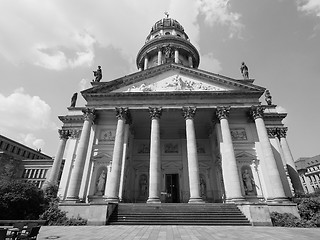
left=136, top=15, right=200, bottom=70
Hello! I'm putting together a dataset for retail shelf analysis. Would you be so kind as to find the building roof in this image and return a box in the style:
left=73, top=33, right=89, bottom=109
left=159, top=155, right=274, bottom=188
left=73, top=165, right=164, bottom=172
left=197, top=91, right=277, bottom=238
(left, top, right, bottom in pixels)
left=295, top=154, right=320, bottom=170
left=0, top=134, right=52, bottom=160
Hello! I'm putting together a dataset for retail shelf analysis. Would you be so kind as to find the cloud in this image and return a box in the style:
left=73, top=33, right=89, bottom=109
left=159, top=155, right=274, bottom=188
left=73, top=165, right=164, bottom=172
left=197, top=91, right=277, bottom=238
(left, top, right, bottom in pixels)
left=199, top=53, right=222, bottom=73
left=0, top=0, right=242, bottom=71
left=0, top=88, right=55, bottom=131
left=19, top=133, right=45, bottom=150
left=79, top=79, right=91, bottom=91
left=297, top=0, right=320, bottom=17
left=196, top=0, right=244, bottom=38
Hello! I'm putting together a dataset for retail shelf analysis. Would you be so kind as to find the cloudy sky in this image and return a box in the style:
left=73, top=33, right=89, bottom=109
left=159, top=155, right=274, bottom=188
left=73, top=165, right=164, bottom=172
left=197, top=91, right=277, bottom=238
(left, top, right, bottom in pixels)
left=0, top=0, right=319, bottom=160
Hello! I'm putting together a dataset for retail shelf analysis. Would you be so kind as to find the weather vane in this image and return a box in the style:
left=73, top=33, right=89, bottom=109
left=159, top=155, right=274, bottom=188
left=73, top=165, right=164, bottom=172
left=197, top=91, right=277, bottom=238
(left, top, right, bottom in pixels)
left=164, top=11, right=169, bottom=18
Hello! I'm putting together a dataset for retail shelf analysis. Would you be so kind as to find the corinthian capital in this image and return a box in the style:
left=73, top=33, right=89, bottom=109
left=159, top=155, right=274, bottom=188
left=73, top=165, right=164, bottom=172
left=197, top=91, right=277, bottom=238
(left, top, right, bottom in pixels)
left=250, top=105, right=265, bottom=120
left=82, top=108, right=96, bottom=122
left=149, top=107, right=162, bottom=119
left=115, top=107, right=129, bottom=121
left=266, top=127, right=278, bottom=138
left=216, top=106, right=230, bottom=120
left=182, top=106, right=196, bottom=120
left=278, top=127, right=288, bottom=138
left=58, top=129, right=70, bottom=139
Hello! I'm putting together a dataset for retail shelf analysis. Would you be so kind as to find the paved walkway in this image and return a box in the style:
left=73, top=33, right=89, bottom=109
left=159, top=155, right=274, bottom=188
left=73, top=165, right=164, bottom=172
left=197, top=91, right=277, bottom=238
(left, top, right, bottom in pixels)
left=37, top=225, right=320, bottom=240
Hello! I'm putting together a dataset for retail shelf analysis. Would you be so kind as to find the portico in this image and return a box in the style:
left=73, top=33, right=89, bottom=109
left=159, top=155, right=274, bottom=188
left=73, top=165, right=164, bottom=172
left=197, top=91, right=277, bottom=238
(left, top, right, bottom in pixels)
left=46, top=15, right=302, bottom=225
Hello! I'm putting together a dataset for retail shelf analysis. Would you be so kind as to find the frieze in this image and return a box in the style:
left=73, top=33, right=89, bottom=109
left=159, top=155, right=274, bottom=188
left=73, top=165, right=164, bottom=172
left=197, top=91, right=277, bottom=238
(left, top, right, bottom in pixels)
left=163, top=142, right=179, bottom=154
left=230, top=128, right=247, bottom=141
left=137, top=143, right=150, bottom=154
left=99, top=129, right=116, bottom=143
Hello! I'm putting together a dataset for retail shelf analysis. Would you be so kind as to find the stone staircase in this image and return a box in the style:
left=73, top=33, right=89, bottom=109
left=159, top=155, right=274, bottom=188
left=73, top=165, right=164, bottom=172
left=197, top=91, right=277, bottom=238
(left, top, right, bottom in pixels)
left=107, top=203, right=251, bottom=226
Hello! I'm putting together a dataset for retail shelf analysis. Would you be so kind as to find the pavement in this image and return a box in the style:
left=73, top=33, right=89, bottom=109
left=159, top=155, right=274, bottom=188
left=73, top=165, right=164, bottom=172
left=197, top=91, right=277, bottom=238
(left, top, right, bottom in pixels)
left=37, top=225, right=320, bottom=240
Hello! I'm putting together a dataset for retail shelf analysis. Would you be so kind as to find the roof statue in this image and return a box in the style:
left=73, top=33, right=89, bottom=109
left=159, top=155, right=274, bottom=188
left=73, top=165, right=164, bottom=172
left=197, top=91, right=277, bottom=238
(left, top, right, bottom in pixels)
left=240, top=62, right=249, bottom=79
left=164, top=11, right=169, bottom=18
left=93, top=66, right=102, bottom=82
left=265, top=90, right=272, bottom=105
left=70, top=92, right=77, bottom=108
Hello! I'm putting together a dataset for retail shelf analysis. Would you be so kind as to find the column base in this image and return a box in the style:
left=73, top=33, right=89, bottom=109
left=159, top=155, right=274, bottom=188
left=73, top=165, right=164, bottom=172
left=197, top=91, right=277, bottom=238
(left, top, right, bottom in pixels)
left=64, top=196, right=81, bottom=203
left=188, top=198, right=205, bottom=204
left=225, top=197, right=246, bottom=203
left=106, top=197, right=119, bottom=203
left=267, top=197, right=289, bottom=203
left=147, top=197, right=161, bottom=203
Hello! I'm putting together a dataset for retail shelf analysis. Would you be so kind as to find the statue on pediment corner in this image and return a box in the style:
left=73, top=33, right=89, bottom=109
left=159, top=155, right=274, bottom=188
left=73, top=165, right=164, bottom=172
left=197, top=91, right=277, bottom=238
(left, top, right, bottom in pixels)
left=240, top=62, right=249, bottom=79
left=93, top=66, right=102, bottom=82
left=70, top=92, right=77, bottom=107
left=265, top=90, right=272, bottom=105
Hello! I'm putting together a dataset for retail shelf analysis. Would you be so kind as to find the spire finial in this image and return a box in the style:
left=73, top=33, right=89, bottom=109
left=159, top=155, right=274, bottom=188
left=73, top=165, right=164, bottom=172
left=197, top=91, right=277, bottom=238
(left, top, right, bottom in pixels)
left=164, top=11, right=169, bottom=18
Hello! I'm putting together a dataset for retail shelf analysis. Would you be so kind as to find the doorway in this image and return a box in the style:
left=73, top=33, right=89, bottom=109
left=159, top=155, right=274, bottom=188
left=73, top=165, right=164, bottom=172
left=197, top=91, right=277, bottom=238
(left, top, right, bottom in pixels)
left=165, top=174, right=180, bottom=203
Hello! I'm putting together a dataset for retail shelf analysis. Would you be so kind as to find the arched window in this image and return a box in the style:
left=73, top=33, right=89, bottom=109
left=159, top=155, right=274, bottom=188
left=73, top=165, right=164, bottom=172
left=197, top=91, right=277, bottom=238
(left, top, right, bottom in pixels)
left=165, top=32, right=170, bottom=35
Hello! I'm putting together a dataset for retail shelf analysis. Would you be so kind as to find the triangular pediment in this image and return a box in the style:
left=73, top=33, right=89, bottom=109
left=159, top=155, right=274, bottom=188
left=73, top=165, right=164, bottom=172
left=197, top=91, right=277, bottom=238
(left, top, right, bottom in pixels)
left=114, top=71, right=232, bottom=93
left=82, top=64, right=265, bottom=96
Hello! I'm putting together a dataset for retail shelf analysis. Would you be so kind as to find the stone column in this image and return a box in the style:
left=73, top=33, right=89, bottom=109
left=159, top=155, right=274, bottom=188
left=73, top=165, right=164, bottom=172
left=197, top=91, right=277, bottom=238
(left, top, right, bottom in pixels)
left=251, top=105, right=287, bottom=201
left=42, top=129, right=70, bottom=189
left=66, top=108, right=95, bottom=201
left=106, top=107, right=129, bottom=202
left=144, top=55, right=149, bottom=70
left=174, top=48, right=179, bottom=63
left=182, top=107, right=203, bottom=203
left=279, top=127, right=304, bottom=195
left=119, top=115, right=131, bottom=202
left=157, top=48, right=162, bottom=65
left=216, top=107, right=244, bottom=202
left=147, top=107, right=162, bottom=203
left=188, top=55, right=193, bottom=68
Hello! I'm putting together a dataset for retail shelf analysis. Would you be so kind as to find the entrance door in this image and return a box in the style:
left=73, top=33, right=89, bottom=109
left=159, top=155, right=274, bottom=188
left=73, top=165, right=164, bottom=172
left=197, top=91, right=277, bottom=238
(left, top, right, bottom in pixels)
left=165, top=174, right=179, bottom=203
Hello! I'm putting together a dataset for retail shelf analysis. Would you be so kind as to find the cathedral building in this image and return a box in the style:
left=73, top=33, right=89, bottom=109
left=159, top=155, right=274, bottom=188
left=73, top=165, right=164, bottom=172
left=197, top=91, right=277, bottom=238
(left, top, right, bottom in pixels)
left=47, top=16, right=303, bottom=225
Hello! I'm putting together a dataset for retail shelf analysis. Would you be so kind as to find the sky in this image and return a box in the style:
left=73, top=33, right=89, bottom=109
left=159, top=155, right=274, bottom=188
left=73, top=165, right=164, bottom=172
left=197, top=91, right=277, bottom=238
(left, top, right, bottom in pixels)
left=0, top=0, right=319, bottom=160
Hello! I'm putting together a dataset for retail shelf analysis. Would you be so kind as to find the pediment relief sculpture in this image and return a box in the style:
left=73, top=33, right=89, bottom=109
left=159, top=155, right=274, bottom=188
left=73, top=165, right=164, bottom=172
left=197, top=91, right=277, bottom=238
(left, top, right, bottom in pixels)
left=125, top=75, right=225, bottom=92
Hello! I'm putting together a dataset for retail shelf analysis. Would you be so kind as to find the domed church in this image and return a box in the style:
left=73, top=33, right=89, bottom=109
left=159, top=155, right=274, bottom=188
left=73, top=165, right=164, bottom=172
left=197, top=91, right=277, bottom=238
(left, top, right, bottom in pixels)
left=46, top=15, right=303, bottom=225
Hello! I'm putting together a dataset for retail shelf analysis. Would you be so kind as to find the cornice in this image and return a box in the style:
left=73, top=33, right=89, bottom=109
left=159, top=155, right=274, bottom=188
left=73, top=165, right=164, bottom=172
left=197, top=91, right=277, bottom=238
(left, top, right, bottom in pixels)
left=58, top=115, right=84, bottom=123
left=81, top=63, right=265, bottom=100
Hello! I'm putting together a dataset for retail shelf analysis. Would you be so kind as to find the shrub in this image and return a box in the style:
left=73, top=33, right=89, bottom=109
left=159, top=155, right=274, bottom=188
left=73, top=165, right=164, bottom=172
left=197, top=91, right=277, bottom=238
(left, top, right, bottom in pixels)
left=270, top=212, right=302, bottom=227
left=0, top=180, right=45, bottom=220
left=39, top=201, right=87, bottom=226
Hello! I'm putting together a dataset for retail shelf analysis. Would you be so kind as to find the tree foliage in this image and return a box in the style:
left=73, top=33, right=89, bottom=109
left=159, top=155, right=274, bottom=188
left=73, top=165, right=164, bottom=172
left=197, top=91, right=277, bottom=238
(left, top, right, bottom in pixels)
left=0, top=180, right=45, bottom=220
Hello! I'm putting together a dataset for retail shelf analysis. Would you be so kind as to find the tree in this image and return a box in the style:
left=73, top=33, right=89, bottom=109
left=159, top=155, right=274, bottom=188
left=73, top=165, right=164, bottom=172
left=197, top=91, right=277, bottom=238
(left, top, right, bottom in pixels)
left=0, top=180, right=45, bottom=220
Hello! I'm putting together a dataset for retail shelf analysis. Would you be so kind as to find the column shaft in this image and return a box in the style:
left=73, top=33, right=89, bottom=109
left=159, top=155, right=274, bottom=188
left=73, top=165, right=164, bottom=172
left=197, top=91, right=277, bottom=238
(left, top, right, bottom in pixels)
left=188, top=56, right=193, bottom=68
left=43, top=130, right=68, bottom=189
left=183, top=107, right=203, bottom=203
left=144, top=55, right=148, bottom=70
left=217, top=107, right=244, bottom=202
left=280, top=131, right=304, bottom=194
left=174, top=49, right=179, bottom=63
left=157, top=49, right=162, bottom=65
left=252, top=106, right=287, bottom=201
left=119, top=124, right=130, bottom=202
left=106, top=108, right=128, bottom=202
left=147, top=107, right=162, bottom=203
left=66, top=109, right=95, bottom=201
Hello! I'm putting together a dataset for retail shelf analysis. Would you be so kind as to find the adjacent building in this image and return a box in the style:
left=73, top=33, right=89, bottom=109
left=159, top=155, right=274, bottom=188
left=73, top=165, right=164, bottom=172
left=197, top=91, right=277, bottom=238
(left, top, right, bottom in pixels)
left=295, top=155, right=320, bottom=194
left=0, top=134, right=53, bottom=188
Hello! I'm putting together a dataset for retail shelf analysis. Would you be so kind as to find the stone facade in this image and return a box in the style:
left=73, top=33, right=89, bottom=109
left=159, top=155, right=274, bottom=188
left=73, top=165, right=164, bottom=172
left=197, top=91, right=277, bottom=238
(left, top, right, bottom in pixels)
left=49, top=17, right=302, bottom=209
